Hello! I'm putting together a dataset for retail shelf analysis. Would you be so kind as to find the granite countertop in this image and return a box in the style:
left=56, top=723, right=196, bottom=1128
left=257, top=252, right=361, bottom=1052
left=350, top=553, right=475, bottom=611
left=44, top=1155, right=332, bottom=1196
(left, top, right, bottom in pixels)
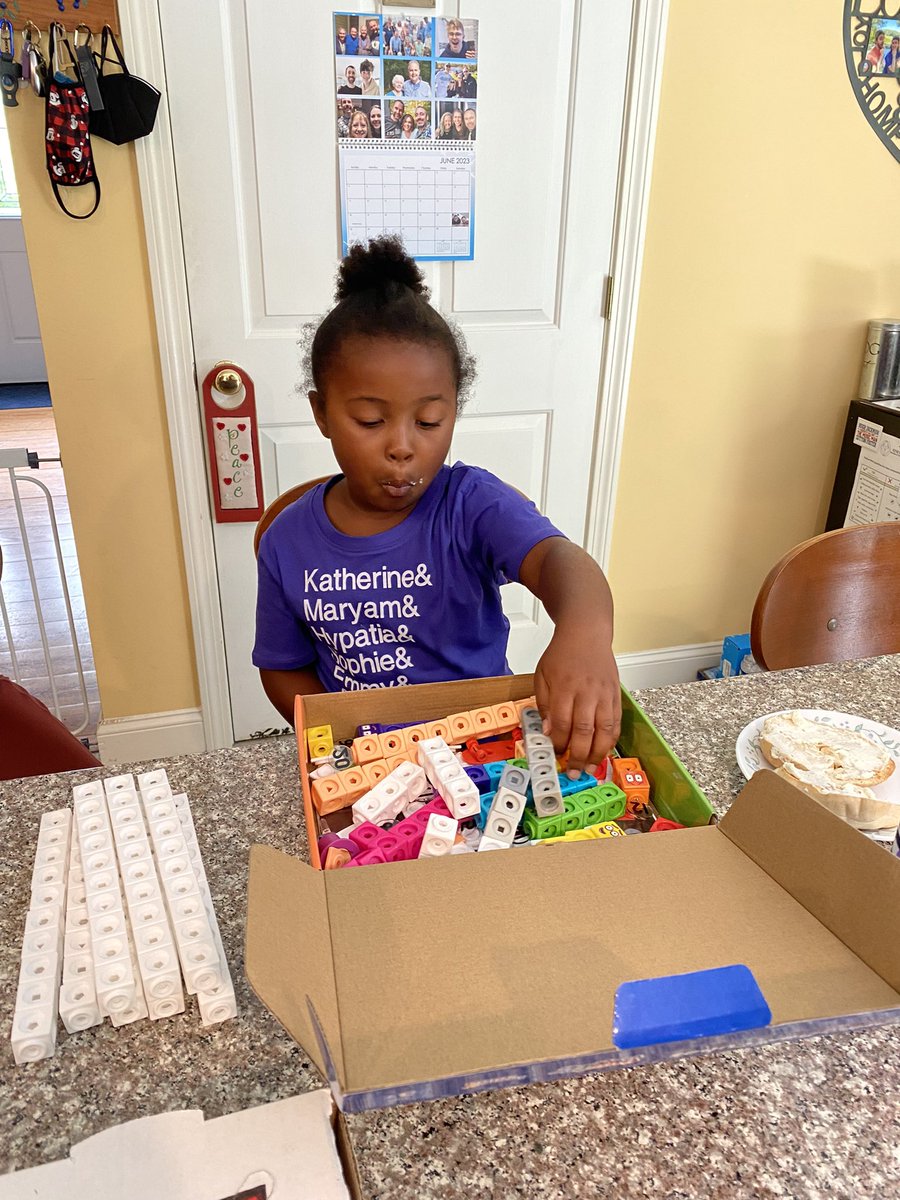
left=2, top=657, right=900, bottom=1198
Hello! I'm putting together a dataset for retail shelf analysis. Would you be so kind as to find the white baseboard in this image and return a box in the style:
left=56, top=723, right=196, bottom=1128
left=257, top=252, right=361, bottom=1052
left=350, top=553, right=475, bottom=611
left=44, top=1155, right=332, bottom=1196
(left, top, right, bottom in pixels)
left=96, top=708, right=207, bottom=764
left=615, top=642, right=721, bottom=690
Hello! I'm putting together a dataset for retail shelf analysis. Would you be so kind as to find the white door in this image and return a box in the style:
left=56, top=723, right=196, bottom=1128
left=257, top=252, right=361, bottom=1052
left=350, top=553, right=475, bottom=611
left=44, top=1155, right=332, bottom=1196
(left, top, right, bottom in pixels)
left=0, top=110, right=46, bottom=384
left=160, top=0, right=632, bottom=741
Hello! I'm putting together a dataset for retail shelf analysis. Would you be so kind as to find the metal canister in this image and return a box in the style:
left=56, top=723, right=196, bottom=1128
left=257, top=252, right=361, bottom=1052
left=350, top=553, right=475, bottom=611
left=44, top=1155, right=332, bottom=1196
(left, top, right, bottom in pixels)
left=858, top=319, right=900, bottom=401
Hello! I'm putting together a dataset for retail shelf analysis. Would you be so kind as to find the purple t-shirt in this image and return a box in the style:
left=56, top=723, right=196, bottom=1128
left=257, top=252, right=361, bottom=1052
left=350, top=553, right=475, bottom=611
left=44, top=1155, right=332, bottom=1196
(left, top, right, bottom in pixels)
left=253, top=463, right=564, bottom=691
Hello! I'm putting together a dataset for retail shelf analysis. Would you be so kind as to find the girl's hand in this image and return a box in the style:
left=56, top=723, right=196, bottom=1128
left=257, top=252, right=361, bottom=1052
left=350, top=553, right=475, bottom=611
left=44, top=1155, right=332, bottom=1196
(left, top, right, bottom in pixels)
left=533, top=625, right=621, bottom=776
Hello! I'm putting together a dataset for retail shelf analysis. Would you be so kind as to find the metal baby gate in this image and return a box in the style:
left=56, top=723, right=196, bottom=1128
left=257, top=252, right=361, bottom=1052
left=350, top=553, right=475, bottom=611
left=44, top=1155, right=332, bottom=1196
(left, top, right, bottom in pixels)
left=0, top=447, right=91, bottom=736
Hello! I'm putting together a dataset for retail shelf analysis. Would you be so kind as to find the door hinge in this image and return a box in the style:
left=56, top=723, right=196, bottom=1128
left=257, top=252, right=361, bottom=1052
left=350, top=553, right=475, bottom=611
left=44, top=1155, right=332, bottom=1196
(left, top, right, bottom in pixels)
left=602, top=275, right=614, bottom=321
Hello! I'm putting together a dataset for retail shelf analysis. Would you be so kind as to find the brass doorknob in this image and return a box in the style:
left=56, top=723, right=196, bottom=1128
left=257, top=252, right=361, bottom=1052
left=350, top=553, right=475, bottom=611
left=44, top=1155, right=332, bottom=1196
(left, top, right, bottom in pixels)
left=214, top=368, right=242, bottom=395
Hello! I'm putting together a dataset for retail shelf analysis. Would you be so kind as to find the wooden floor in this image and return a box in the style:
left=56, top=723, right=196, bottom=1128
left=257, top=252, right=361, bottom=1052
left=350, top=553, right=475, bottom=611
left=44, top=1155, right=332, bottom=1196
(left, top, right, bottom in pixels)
left=0, top=407, right=100, bottom=743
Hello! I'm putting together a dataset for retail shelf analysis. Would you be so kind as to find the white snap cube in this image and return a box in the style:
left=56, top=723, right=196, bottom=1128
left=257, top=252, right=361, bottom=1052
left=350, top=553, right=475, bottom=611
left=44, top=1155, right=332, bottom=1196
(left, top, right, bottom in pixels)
left=417, top=735, right=449, bottom=762
left=490, top=787, right=527, bottom=823
left=132, top=922, right=171, bottom=954
left=417, top=813, right=458, bottom=858
left=65, top=906, right=90, bottom=933
left=130, top=897, right=166, bottom=926
left=25, top=906, right=63, bottom=935
left=86, top=890, right=121, bottom=918
left=484, top=810, right=518, bottom=845
left=148, top=993, right=186, bottom=1021
left=16, top=978, right=54, bottom=1010
left=18, top=950, right=59, bottom=987
left=443, top=777, right=480, bottom=820
left=22, top=928, right=61, bottom=959
left=80, top=831, right=112, bottom=855
left=62, top=952, right=93, bottom=983
left=197, top=981, right=237, bottom=1026
left=90, top=910, right=126, bottom=941
left=138, top=946, right=182, bottom=999
left=30, top=881, right=65, bottom=909
left=11, top=1005, right=56, bottom=1064
left=179, top=940, right=222, bottom=993
left=59, top=979, right=102, bottom=1032
left=126, top=878, right=161, bottom=910
left=477, top=834, right=512, bottom=852
left=145, top=798, right=176, bottom=823
left=103, top=774, right=136, bottom=795
left=168, top=893, right=206, bottom=924
left=72, top=781, right=104, bottom=803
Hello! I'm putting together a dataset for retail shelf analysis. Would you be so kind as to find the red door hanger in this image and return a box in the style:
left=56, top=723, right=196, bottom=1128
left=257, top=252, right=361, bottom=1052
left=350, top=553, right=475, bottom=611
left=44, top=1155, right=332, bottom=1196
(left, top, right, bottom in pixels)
left=201, top=363, right=265, bottom=524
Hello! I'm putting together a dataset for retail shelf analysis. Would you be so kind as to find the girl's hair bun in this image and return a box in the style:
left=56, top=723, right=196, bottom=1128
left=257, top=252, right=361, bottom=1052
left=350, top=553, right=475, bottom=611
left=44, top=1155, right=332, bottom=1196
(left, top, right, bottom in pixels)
left=335, top=235, right=429, bottom=301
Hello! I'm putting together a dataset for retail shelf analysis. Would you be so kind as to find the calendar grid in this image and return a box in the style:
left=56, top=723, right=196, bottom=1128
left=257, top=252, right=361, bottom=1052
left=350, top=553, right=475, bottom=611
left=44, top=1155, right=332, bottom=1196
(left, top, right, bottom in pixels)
left=338, top=144, right=475, bottom=261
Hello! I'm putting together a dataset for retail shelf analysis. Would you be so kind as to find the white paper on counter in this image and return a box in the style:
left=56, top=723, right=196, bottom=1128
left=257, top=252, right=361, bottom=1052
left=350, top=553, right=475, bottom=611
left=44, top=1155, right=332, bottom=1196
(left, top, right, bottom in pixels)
left=844, top=424, right=900, bottom=526
left=0, top=1090, right=350, bottom=1200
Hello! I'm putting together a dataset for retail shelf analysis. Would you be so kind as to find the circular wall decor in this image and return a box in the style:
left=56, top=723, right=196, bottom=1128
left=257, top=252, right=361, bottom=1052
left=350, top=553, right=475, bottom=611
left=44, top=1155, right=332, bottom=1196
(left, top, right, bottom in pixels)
left=845, top=3, right=900, bottom=160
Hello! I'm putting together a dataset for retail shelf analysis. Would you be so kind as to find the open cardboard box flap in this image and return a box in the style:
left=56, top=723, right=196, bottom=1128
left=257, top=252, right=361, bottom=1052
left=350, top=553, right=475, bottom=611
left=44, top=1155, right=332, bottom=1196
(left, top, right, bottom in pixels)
left=246, top=768, right=900, bottom=1109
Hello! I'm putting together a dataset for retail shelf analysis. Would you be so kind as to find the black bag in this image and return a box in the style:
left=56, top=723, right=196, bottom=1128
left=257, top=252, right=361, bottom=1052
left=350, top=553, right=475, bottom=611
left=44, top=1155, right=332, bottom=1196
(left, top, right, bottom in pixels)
left=89, top=25, right=160, bottom=145
left=45, top=24, right=100, bottom=219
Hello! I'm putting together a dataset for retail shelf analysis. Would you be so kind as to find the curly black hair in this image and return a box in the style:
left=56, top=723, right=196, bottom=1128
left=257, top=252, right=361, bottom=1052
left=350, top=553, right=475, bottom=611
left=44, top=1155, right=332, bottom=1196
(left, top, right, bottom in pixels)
left=300, top=237, right=476, bottom=412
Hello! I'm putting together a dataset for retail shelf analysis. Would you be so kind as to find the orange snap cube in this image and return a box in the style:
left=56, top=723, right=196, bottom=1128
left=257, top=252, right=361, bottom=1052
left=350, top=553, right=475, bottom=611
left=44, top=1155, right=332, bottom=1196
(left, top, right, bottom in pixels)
left=447, top=711, right=476, bottom=741
left=471, top=707, right=497, bottom=736
left=310, top=774, right=349, bottom=815
left=352, top=735, right=381, bottom=765
left=386, top=754, right=409, bottom=771
left=489, top=702, right=518, bottom=733
left=426, top=719, right=451, bottom=741
left=324, top=847, right=351, bottom=870
left=379, top=729, right=407, bottom=757
left=612, top=757, right=651, bottom=807
left=341, top=767, right=368, bottom=802
left=363, top=760, right=390, bottom=786
left=403, top=724, right=429, bottom=748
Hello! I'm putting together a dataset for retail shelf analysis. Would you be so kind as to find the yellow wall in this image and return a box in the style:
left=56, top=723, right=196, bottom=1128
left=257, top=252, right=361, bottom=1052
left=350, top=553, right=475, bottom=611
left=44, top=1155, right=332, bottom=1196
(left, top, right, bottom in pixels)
left=608, top=0, right=900, bottom=652
left=7, top=99, right=198, bottom=718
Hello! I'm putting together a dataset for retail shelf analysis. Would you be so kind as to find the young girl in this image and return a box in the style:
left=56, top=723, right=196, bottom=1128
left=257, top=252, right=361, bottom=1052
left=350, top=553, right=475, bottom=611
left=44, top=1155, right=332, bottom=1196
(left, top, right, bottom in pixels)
left=254, top=238, right=620, bottom=775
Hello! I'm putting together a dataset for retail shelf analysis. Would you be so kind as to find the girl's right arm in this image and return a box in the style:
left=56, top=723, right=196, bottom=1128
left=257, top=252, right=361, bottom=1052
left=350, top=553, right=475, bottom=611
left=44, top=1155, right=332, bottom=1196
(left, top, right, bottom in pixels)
left=259, top=666, right=327, bottom=725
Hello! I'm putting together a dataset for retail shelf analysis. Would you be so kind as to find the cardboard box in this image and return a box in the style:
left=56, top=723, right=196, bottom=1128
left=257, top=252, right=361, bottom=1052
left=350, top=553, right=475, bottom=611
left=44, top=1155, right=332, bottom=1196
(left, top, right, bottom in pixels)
left=721, top=633, right=752, bottom=677
left=245, top=675, right=900, bottom=1112
left=0, top=1091, right=361, bottom=1199
left=294, top=675, right=714, bottom=868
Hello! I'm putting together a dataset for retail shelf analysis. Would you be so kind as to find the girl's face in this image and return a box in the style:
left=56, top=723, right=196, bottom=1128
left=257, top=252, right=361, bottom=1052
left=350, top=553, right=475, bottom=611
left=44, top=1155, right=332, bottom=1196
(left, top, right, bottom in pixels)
left=401, top=114, right=414, bottom=133
left=441, top=114, right=452, bottom=132
left=349, top=111, right=369, bottom=137
left=310, top=337, right=457, bottom=529
left=452, top=111, right=463, bottom=132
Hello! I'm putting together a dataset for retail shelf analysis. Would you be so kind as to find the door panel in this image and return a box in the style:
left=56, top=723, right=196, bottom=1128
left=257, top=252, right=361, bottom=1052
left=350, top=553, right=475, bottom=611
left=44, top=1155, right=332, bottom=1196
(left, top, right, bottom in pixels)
left=161, top=0, right=631, bottom=740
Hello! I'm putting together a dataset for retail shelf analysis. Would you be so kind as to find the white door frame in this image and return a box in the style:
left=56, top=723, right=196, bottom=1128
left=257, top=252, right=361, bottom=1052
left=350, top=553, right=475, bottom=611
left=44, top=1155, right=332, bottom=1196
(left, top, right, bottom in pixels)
left=121, top=0, right=670, bottom=751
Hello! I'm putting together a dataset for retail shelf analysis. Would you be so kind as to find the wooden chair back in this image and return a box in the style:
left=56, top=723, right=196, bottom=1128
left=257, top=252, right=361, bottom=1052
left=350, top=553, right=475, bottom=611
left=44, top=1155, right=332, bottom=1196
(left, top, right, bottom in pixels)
left=750, top=522, right=900, bottom=670
left=253, top=475, right=332, bottom=556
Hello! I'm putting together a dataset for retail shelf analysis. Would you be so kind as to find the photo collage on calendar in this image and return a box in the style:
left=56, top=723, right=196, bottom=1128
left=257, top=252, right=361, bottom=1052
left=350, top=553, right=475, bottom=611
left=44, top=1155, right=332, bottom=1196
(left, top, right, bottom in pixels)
left=334, top=14, right=479, bottom=143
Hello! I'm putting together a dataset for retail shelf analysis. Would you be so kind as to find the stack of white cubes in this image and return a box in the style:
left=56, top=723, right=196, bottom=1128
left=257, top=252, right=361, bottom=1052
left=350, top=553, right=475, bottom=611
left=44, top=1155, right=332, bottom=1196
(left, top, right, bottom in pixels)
left=10, top=769, right=236, bottom=1066
left=416, top=736, right=480, bottom=820
left=11, top=810, right=72, bottom=1063
left=350, top=760, right=427, bottom=826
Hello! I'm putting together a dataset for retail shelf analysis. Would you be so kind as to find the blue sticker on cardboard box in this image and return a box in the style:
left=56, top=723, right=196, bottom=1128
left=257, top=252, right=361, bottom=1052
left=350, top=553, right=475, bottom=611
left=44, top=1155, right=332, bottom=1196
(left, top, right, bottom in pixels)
left=612, top=963, right=771, bottom=1049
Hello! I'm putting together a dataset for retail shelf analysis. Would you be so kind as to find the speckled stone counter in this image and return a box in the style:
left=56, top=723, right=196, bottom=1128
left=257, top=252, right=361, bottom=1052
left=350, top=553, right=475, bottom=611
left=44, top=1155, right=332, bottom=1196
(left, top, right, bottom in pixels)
left=3, top=657, right=900, bottom=1198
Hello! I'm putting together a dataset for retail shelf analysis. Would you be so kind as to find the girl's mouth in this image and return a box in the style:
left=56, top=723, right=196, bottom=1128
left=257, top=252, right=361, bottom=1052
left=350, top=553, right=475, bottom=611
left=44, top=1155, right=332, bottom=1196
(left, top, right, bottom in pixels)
left=380, top=478, right=422, bottom=498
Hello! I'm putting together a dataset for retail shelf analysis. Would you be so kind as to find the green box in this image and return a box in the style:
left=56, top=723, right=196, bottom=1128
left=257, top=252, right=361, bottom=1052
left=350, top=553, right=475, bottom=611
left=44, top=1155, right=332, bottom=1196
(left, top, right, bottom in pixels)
left=619, top=687, right=714, bottom=826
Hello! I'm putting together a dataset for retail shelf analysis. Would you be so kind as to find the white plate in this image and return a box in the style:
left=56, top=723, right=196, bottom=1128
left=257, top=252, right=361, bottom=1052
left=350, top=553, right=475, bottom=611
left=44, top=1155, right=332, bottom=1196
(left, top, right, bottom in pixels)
left=735, top=709, right=900, bottom=836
